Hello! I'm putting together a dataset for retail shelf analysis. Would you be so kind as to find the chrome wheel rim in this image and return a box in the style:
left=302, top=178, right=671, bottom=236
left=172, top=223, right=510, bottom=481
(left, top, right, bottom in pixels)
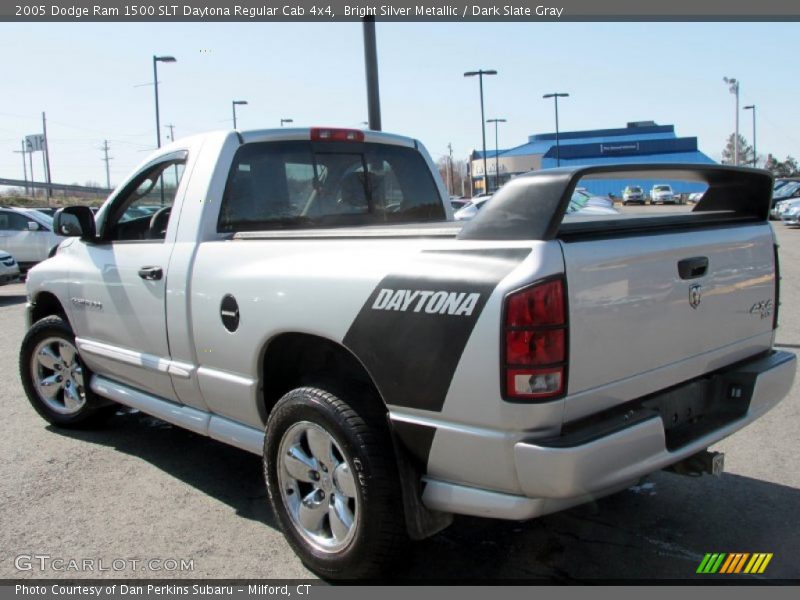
left=30, top=336, right=86, bottom=415
left=277, top=421, right=359, bottom=553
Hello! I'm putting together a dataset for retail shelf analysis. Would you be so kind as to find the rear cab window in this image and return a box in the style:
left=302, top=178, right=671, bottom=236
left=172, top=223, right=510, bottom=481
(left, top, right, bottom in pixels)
left=218, top=140, right=445, bottom=233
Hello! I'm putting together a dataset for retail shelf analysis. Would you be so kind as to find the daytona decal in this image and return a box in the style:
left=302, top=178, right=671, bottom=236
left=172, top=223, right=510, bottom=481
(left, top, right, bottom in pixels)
left=371, top=288, right=481, bottom=316
left=343, top=248, right=531, bottom=415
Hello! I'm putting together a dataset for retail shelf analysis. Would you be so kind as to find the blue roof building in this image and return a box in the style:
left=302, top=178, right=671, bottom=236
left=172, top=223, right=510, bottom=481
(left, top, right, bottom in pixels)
left=469, top=121, right=716, bottom=196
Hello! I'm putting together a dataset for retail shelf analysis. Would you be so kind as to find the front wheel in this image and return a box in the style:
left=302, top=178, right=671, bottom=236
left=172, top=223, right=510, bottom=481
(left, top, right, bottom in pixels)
left=19, top=315, right=115, bottom=428
left=264, top=387, right=408, bottom=579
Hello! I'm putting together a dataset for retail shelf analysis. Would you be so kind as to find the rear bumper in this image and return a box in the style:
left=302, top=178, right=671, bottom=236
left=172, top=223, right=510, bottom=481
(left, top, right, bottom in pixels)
left=515, top=350, right=794, bottom=499
left=422, top=351, right=795, bottom=520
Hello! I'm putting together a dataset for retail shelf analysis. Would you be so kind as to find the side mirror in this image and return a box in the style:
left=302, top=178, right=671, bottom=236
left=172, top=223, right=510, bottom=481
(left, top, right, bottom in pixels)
left=54, top=206, right=96, bottom=241
left=27, top=221, right=40, bottom=231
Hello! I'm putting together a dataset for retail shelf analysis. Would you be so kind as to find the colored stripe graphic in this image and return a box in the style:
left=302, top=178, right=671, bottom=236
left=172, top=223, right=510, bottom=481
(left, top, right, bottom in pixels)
left=697, top=553, right=727, bottom=573
left=697, top=552, right=773, bottom=574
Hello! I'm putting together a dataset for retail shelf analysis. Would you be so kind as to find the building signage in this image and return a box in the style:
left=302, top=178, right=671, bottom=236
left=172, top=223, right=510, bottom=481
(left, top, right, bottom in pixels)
left=600, top=143, right=639, bottom=153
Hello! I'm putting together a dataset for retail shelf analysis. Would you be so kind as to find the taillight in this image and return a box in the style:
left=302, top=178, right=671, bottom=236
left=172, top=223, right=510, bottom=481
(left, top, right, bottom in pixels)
left=503, top=278, right=568, bottom=401
left=310, top=127, right=365, bottom=143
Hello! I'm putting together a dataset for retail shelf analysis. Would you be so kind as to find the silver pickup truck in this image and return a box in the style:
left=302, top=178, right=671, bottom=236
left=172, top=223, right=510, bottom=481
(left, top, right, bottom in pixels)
left=19, top=127, right=795, bottom=578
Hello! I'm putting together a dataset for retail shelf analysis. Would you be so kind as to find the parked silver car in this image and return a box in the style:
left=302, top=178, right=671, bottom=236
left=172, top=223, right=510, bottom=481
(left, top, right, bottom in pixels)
left=0, top=207, right=66, bottom=269
left=0, top=249, right=20, bottom=285
left=622, top=185, right=645, bottom=204
left=650, top=184, right=675, bottom=204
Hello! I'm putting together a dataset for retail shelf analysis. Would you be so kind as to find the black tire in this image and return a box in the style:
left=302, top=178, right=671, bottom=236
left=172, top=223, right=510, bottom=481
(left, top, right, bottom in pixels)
left=19, top=315, right=115, bottom=428
left=264, top=386, right=408, bottom=579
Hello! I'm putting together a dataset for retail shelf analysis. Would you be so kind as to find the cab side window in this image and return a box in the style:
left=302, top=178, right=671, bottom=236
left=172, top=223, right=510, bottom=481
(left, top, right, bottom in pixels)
left=102, top=158, right=186, bottom=242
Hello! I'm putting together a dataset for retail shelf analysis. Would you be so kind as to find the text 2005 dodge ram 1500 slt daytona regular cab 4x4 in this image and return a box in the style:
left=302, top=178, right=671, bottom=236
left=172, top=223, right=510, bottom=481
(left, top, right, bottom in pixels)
left=19, top=127, right=795, bottom=578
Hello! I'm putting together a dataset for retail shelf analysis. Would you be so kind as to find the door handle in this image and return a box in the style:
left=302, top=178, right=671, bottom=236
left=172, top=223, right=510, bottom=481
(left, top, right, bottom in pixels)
left=138, top=266, right=163, bottom=281
left=678, top=257, right=708, bottom=280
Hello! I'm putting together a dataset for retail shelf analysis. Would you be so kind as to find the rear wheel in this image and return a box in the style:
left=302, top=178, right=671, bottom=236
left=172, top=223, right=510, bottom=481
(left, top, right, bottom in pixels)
left=19, top=316, right=115, bottom=428
left=264, top=386, right=408, bottom=579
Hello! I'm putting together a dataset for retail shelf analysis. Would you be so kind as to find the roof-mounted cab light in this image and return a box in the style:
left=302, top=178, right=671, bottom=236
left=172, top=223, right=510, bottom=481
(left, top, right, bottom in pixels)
left=310, top=128, right=365, bottom=143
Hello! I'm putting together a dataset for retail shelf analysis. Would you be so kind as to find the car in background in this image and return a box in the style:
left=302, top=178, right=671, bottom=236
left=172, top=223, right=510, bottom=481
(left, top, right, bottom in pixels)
left=688, top=191, right=705, bottom=204
left=32, top=207, right=57, bottom=217
left=780, top=202, right=800, bottom=226
left=567, top=189, right=618, bottom=215
left=0, top=207, right=66, bottom=270
left=450, top=197, right=469, bottom=211
left=771, top=197, right=800, bottom=221
left=650, top=184, right=675, bottom=204
left=0, top=249, right=20, bottom=285
left=622, top=185, right=646, bottom=204
left=453, top=195, right=492, bottom=220
left=770, top=180, right=800, bottom=218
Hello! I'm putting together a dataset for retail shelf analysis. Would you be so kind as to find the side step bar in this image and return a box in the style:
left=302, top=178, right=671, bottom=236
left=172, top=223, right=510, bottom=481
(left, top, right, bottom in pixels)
left=91, top=375, right=265, bottom=456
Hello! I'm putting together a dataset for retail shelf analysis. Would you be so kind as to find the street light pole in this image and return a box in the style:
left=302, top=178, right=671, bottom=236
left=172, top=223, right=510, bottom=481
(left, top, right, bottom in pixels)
left=744, top=104, right=757, bottom=167
left=280, top=118, right=294, bottom=127
left=153, top=55, right=177, bottom=149
left=723, top=77, right=740, bottom=165
left=486, top=118, right=506, bottom=192
left=464, top=69, right=497, bottom=196
left=543, top=93, right=569, bottom=167
left=232, top=100, right=248, bottom=129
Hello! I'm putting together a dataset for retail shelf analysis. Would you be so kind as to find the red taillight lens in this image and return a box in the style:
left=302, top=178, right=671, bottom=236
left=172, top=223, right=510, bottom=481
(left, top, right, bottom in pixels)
left=310, top=127, right=365, bottom=143
left=503, top=279, right=567, bottom=401
left=506, top=279, right=564, bottom=326
left=506, top=329, right=565, bottom=365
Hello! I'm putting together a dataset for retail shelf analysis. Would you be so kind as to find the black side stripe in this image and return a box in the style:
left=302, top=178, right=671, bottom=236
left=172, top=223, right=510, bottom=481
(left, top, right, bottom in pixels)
left=343, top=248, right=531, bottom=413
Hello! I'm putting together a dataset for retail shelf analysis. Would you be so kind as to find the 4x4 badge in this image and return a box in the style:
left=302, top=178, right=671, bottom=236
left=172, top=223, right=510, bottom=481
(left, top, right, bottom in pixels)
left=689, top=284, right=702, bottom=309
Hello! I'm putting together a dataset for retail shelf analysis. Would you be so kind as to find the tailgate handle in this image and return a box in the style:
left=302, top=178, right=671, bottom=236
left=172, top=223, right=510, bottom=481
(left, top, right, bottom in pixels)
left=678, top=257, right=708, bottom=279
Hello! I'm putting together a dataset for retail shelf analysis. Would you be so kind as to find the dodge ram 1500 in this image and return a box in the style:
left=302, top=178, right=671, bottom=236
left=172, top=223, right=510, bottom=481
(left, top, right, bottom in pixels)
left=20, top=127, right=795, bottom=578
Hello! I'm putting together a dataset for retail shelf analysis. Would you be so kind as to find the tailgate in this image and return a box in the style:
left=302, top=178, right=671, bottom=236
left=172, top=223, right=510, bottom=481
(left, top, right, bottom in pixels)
left=458, top=163, right=778, bottom=421
left=561, top=224, right=776, bottom=402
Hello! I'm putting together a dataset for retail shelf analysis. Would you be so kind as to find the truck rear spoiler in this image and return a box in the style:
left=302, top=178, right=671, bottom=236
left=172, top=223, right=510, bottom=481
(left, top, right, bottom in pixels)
left=458, top=164, right=774, bottom=241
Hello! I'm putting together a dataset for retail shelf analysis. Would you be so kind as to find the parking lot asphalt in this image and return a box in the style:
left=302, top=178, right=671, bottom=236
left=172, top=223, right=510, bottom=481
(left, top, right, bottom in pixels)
left=1, top=215, right=798, bottom=581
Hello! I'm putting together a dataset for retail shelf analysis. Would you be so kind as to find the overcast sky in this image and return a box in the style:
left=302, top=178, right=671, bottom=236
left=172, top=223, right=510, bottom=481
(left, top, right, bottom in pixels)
left=1, top=21, right=798, bottom=188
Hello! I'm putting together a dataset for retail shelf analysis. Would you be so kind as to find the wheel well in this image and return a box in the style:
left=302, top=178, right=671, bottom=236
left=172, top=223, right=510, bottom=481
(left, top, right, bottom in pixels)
left=31, top=292, right=67, bottom=324
left=260, top=332, right=450, bottom=540
left=260, top=333, right=384, bottom=422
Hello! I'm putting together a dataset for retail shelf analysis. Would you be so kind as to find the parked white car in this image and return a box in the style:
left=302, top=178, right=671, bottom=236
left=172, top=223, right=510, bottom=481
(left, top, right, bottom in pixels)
left=0, top=249, right=20, bottom=285
left=453, top=195, right=492, bottom=220
left=780, top=202, right=800, bottom=226
left=0, top=207, right=66, bottom=269
left=650, top=184, right=675, bottom=204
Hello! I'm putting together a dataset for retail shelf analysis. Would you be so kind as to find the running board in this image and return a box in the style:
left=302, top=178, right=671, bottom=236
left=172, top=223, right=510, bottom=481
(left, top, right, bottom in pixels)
left=90, top=375, right=264, bottom=455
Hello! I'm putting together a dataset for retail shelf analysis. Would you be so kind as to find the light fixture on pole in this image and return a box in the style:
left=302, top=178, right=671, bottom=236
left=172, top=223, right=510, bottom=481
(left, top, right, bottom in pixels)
left=486, top=118, right=507, bottom=192
left=743, top=104, right=757, bottom=167
left=464, top=69, right=498, bottom=195
left=152, top=55, right=177, bottom=149
left=543, top=93, right=569, bottom=167
left=232, top=100, right=248, bottom=129
left=280, top=118, right=294, bottom=127
left=723, top=77, right=740, bottom=165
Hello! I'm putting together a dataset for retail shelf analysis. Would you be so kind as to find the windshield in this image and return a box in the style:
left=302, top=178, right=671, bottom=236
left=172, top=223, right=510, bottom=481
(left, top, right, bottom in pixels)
left=21, top=209, right=53, bottom=226
left=774, top=181, right=800, bottom=199
left=654, top=185, right=671, bottom=192
left=567, top=190, right=591, bottom=213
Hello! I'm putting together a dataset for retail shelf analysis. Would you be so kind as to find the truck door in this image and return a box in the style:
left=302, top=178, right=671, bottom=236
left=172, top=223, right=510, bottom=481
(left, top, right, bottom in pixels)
left=67, top=152, right=186, bottom=402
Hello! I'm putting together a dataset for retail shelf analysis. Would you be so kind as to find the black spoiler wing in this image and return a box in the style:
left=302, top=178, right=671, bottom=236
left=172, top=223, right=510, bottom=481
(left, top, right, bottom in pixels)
left=458, top=164, right=774, bottom=241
